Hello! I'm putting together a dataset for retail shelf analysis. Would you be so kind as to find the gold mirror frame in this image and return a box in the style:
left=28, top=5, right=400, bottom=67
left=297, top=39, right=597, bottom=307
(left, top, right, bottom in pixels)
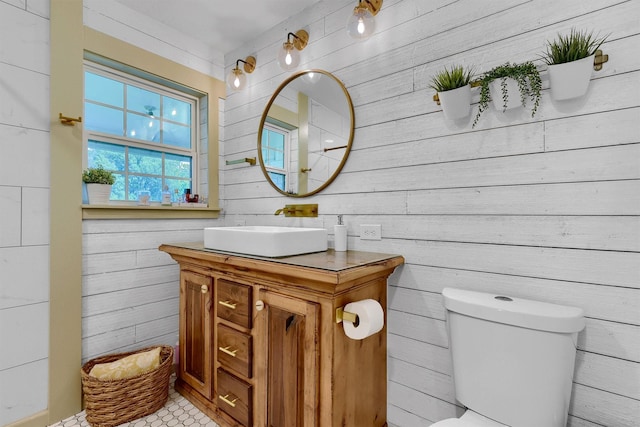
left=257, top=69, right=355, bottom=198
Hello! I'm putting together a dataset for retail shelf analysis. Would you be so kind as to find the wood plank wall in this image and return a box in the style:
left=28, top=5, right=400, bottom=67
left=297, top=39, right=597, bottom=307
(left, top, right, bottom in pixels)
left=222, top=0, right=640, bottom=425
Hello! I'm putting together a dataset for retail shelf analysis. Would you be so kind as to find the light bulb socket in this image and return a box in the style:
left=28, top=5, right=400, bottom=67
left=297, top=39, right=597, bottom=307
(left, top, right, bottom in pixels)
left=358, top=0, right=383, bottom=15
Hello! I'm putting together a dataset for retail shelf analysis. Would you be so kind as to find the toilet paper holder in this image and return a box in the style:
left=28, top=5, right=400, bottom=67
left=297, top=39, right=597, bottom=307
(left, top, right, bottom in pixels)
left=336, top=306, right=359, bottom=326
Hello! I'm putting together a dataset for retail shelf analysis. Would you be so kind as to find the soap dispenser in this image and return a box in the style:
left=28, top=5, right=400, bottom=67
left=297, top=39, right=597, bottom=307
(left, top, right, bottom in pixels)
left=334, top=215, right=347, bottom=251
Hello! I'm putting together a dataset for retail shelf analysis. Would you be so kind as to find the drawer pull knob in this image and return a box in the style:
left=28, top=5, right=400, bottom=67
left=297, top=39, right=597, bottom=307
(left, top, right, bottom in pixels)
left=219, top=346, right=238, bottom=357
left=255, top=300, right=265, bottom=311
left=200, top=284, right=208, bottom=294
left=220, top=393, right=238, bottom=407
left=219, top=300, right=237, bottom=309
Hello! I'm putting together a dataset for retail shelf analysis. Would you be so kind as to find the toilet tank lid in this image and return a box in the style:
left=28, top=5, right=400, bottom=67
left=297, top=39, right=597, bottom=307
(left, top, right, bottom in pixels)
left=442, top=288, right=586, bottom=333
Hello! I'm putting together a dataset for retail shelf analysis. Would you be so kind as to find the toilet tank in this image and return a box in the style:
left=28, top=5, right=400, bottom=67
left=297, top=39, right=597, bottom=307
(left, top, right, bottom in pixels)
left=442, top=288, right=585, bottom=427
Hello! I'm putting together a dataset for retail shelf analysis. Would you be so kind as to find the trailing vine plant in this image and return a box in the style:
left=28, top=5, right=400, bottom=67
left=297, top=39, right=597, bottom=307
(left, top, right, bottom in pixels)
left=472, top=61, right=542, bottom=128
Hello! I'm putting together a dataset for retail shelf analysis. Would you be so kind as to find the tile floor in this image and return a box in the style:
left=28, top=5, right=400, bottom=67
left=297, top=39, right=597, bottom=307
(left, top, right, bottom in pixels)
left=48, top=375, right=219, bottom=427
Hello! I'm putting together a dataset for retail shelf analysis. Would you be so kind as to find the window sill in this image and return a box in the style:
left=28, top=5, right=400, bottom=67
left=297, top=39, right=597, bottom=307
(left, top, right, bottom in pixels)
left=81, top=204, right=221, bottom=219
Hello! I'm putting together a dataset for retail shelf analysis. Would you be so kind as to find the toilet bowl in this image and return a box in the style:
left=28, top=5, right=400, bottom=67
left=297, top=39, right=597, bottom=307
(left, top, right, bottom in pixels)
left=431, top=410, right=507, bottom=427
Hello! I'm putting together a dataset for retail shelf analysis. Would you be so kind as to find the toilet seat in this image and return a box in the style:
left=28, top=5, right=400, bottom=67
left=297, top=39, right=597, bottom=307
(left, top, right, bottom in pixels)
left=430, top=410, right=508, bottom=427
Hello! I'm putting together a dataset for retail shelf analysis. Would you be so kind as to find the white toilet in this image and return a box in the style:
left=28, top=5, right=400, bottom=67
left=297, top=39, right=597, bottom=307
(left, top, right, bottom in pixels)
left=432, top=288, right=586, bottom=427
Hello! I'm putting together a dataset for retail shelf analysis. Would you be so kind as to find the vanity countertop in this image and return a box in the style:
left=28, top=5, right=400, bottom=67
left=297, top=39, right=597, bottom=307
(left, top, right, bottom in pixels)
left=159, top=242, right=404, bottom=293
left=160, top=241, right=403, bottom=271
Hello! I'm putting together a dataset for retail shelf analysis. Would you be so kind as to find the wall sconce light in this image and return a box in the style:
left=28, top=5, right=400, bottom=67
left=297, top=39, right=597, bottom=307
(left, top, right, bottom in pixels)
left=277, top=29, right=309, bottom=71
left=346, top=0, right=383, bottom=40
left=226, top=56, right=256, bottom=91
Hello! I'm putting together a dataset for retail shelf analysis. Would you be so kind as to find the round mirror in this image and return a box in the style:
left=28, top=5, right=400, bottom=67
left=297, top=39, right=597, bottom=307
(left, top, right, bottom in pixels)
left=258, top=69, right=355, bottom=197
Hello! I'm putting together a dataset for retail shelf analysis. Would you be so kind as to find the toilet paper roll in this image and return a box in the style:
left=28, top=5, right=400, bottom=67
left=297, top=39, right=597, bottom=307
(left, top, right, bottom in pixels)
left=343, top=299, right=384, bottom=340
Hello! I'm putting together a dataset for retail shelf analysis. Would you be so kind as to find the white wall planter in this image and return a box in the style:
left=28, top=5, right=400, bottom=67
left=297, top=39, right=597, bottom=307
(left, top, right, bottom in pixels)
left=489, top=77, right=523, bottom=111
left=86, top=183, right=112, bottom=205
left=547, top=54, right=594, bottom=101
left=438, top=85, right=472, bottom=120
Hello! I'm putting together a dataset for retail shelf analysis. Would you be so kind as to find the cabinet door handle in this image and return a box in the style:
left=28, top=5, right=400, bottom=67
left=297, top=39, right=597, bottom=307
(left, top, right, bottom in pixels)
left=219, top=300, right=237, bottom=309
left=200, top=284, right=208, bottom=294
left=219, top=393, right=238, bottom=407
left=219, top=345, right=238, bottom=357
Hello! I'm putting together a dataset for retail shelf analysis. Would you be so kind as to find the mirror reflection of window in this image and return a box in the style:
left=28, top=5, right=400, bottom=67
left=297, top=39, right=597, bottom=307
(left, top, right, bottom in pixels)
left=261, top=125, right=290, bottom=192
left=258, top=70, right=354, bottom=197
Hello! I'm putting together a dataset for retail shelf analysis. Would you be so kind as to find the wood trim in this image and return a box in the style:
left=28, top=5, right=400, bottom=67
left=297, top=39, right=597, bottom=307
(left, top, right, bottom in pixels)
left=49, top=0, right=84, bottom=422
left=82, top=205, right=221, bottom=219
left=3, top=411, right=49, bottom=427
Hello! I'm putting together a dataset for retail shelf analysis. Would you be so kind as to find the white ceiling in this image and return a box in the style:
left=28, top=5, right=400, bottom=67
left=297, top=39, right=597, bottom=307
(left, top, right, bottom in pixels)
left=113, top=0, right=322, bottom=55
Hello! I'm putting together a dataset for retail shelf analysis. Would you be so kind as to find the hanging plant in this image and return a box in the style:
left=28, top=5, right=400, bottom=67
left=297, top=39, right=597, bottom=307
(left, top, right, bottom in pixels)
left=541, top=28, right=608, bottom=65
left=542, top=28, right=609, bottom=101
left=429, top=65, right=475, bottom=120
left=473, top=61, right=542, bottom=128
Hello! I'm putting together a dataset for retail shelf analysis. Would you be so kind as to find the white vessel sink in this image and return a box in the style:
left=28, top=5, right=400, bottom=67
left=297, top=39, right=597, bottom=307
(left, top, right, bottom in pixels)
left=203, top=226, right=328, bottom=257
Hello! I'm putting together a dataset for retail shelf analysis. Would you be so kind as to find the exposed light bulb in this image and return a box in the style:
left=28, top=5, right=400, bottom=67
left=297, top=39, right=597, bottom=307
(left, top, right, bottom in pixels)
left=357, top=17, right=365, bottom=34
left=277, top=42, right=300, bottom=71
left=226, top=67, right=247, bottom=92
left=171, top=109, right=177, bottom=116
left=346, top=3, right=376, bottom=40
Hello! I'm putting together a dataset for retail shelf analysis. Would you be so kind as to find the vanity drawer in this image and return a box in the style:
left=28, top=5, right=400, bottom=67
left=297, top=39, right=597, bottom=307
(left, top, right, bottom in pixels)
left=217, top=368, right=252, bottom=427
left=217, top=279, right=252, bottom=328
left=217, top=324, right=252, bottom=378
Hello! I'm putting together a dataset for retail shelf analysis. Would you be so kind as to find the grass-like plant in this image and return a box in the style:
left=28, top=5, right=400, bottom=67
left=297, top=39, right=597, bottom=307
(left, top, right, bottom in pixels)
left=473, top=61, right=542, bottom=128
left=429, top=65, right=475, bottom=92
left=542, top=28, right=608, bottom=65
left=82, top=165, right=115, bottom=185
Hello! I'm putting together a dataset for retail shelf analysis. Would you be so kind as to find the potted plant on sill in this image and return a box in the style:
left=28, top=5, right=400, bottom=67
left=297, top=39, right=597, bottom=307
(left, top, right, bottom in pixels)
left=473, top=61, right=542, bottom=128
left=430, top=65, right=475, bottom=120
left=82, top=165, right=115, bottom=205
left=542, top=28, right=608, bottom=101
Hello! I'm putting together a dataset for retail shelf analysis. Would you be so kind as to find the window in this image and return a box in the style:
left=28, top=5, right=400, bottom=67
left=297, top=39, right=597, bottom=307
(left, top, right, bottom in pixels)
left=261, top=124, right=289, bottom=191
left=84, top=63, right=198, bottom=203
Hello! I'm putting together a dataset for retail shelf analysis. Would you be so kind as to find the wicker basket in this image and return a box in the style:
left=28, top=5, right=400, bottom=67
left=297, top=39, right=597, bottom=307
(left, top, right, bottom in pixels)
left=81, top=345, right=174, bottom=427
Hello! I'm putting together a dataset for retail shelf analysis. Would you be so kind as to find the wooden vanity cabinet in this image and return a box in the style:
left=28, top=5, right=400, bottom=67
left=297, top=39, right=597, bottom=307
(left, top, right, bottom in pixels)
left=160, top=243, right=403, bottom=427
left=179, top=270, right=214, bottom=400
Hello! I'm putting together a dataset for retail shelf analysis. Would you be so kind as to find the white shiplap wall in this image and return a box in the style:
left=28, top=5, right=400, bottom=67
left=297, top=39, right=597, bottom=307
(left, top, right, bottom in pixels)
left=222, top=0, right=640, bottom=426
left=0, top=0, right=50, bottom=425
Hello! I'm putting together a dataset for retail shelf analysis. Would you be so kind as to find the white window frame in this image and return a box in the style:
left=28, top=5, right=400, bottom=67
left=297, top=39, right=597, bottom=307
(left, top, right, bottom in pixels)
left=83, top=61, right=200, bottom=204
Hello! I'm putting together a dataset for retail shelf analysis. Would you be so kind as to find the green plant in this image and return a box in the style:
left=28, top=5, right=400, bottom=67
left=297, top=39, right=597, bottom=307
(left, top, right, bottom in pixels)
left=473, top=61, right=542, bottom=128
left=429, top=65, right=475, bottom=92
left=82, top=165, right=115, bottom=185
left=542, top=28, right=608, bottom=65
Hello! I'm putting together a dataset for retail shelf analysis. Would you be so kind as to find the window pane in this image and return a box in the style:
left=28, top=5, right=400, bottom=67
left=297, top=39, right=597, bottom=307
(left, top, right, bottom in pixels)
left=268, top=172, right=286, bottom=191
left=110, top=173, right=125, bottom=201
left=127, top=113, right=160, bottom=142
left=88, top=140, right=125, bottom=172
left=85, top=72, right=123, bottom=107
left=128, top=147, right=162, bottom=174
left=270, top=132, right=285, bottom=150
left=163, top=122, right=191, bottom=148
left=165, top=153, right=192, bottom=179
left=163, top=96, right=191, bottom=124
left=129, top=176, right=162, bottom=202
left=165, top=178, right=191, bottom=197
left=85, top=103, right=124, bottom=135
left=127, top=86, right=160, bottom=116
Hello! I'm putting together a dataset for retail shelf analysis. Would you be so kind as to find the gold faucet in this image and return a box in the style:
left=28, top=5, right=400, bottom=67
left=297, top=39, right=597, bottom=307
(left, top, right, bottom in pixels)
left=274, top=204, right=318, bottom=217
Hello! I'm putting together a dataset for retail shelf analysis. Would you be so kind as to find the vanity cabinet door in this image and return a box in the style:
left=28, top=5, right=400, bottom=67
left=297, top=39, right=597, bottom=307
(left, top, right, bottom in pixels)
left=256, top=290, right=319, bottom=427
left=179, top=270, right=213, bottom=399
